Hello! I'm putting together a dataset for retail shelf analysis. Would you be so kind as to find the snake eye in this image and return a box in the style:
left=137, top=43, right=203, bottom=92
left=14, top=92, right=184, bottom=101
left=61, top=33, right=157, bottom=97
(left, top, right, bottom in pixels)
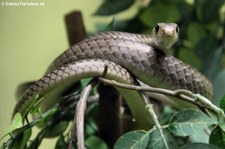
left=154, top=24, right=160, bottom=34
left=176, top=25, right=179, bottom=33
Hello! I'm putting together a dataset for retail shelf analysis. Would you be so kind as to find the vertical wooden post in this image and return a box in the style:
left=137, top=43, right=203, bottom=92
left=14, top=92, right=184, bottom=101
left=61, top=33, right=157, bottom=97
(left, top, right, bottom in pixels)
left=65, top=11, right=86, bottom=46
left=98, top=84, right=122, bottom=148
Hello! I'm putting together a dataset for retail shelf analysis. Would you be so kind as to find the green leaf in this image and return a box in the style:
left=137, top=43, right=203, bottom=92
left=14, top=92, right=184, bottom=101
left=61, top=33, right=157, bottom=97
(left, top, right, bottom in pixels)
left=139, top=4, right=181, bottom=27
left=195, top=36, right=219, bottom=59
left=219, top=95, right=225, bottom=110
left=195, top=0, right=224, bottom=23
left=189, top=127, right=209, bottom=143
left=30, top=95, right=43, bottom=114
left=0, top=112, right=23, bottom=141
left=181, top=143, right=222, bottom=149
left=200, top=46, right=223, bottom=83
left=85, top=101, right=99, bottom=136
left=179, top=1, right=193, bottom=19
left=11, top=134, right=24, bottom=149
left=81, top=78, right=96, bottom=96
left=169, top=110, right=217, bottom=136
left=86, top=136, right=107, bottom=149
left=94, top=0, right=135, bottom=16
left=159, top=106, right=176, bottom=125
left=44, top=121, right=69, bottom=138
left=2, top=137, right=14, bottom=149
left=147, top=129, right=178, bottom=149
left=95, top=20, right=129, bottom=33
left=28, top=128, right=47, bottom=148
left=7, top=128, right=32, bottom=149
left=114, top=130, right=149, bottom=149
left=214, top=69, right=225, bottom=105
left=105, top=18, right=115, bottom=31
left=209, top=126, right=225, bottom=148
left=85, top=119, right=98, bottom=137
left=20, top=128, right=32, bottom=149
left=55, top=135, right=67, bottom=149
left=8, top=113, right=23, bottom=133
left=178, top=48, right=201, bottom=70
left=35, top=107, right=57, bottom=126
left=187, top=22, right=206, bottom=45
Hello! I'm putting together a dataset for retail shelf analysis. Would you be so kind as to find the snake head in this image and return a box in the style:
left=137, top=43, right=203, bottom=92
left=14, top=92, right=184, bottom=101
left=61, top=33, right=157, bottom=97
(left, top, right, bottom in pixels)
left=152, top=23, right=179, bottom=51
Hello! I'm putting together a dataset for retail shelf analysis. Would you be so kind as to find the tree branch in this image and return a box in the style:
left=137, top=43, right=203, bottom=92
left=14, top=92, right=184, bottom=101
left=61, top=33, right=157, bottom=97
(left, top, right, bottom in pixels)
left=68, top=79, right=99, bottom=149
left=99, top=78, right=200, bottom=106
left=98, top=78, right=218, bottom=114
left=140, top=91, right=169, bottom=149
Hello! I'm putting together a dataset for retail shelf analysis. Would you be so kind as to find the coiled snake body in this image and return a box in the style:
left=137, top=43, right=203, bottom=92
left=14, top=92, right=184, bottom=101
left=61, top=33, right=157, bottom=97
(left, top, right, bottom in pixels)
left=13, top=23, right=213, bottom=127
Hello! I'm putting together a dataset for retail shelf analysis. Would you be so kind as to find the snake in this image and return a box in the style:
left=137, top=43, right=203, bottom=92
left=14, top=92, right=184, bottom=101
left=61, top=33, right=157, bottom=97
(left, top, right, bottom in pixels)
left=13, top=23, right=213, bottom=128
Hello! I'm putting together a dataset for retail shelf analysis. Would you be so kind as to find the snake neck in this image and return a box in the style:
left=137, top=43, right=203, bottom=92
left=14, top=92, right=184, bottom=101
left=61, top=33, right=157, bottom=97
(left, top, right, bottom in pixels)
left=89, top=31, right=154, bottom=45
left=88, top=31, right=178, bottom=52
left=88, top=31, right=168, bottom=53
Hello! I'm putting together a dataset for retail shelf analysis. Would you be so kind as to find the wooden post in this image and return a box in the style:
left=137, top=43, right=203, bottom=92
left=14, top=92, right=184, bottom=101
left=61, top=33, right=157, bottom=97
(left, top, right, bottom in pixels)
left=65, top=11, right=86, bottom=46
left=98, top=84, right=122, bottom=148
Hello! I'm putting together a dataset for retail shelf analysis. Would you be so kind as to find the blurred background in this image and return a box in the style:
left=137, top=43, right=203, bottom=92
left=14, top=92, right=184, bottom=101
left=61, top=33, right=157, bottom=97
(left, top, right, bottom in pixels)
left=0, top=0, right=225, bottom=148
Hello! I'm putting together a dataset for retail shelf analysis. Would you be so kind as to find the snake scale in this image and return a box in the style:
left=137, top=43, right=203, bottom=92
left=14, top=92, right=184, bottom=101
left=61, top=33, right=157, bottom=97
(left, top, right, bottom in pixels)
left=13, top=23, right=213, bottom=128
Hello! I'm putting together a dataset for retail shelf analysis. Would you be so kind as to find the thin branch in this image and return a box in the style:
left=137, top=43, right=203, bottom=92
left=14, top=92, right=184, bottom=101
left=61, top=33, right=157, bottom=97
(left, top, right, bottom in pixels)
left=141, top=90, right=170, bottom=149
left=98, top=78, right=225, bottom=122
left=148, top=125, right=169, bottom=134
left=196, top=94, right=225, bottom=118
left=146, top=104, right=169, bottom=149
left=68, top=79, right=99, bottom=149
left=98, top=78, right=203, bottom=108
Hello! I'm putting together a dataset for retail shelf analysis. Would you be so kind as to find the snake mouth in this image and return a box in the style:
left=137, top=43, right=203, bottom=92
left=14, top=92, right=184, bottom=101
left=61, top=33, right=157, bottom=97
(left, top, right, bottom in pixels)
left=165, top=34, right=173, bottom=37
left=154, top=37, right=176, bottom=50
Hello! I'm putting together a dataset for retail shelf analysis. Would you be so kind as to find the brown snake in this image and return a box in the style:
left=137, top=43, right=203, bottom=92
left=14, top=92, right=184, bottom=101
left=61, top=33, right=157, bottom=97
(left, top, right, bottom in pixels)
left=13, top=23, right=213, bottom=128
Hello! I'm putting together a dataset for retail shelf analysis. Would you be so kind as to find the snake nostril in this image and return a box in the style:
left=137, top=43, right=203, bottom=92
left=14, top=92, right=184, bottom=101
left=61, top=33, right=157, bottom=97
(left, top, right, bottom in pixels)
left=162, top=29, right=174, bottom=37
left=165, top=32, right=173, bottom=37
left=164, top=30, right=175, bottom=37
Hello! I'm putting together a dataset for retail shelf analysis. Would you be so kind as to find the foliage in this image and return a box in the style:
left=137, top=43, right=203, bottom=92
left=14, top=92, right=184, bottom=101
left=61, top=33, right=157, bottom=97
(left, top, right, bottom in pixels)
left=114, top=109, right=221, bottom=149
left=1, top=0, right=225, bottom=148
left=94, top=0, right=135, bottom=15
